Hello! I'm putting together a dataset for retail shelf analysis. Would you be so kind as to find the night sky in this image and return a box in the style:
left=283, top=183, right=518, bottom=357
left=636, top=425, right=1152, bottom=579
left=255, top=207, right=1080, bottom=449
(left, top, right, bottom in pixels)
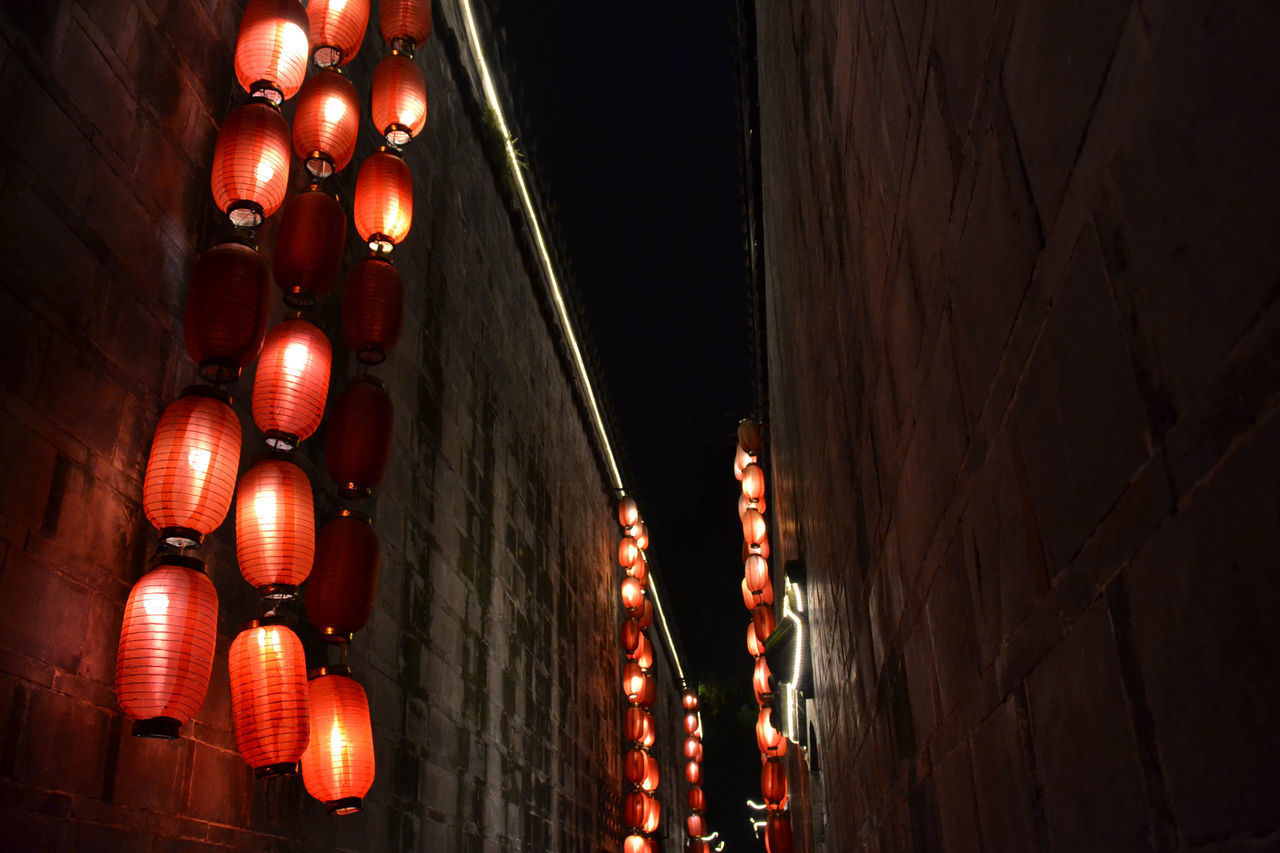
left=480, top=0, right=763, bottom=847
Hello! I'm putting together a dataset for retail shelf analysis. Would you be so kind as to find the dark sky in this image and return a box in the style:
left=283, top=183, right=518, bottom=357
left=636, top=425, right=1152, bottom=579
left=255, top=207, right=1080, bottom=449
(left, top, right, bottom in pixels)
left=478, top=0, right=763, bottom=847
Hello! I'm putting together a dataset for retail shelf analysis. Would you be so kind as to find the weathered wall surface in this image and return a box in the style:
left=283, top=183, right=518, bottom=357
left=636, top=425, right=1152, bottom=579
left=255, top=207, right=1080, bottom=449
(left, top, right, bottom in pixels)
left=755, top=1, right=1280, bottom=850
left=0, top=1, right=664, bottom=850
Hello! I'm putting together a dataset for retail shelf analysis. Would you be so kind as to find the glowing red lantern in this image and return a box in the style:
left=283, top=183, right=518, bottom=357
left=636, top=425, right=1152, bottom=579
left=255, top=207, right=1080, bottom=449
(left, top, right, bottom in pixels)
left=229, top=621, right=309, bottom=775
left=683, top=711, right=699, bottom=735
left=687, top=785, right=705, bottom=813
left=325, top=376, right=394, bottom=497
left=211, top=101, right=290, bottom=229
left=685, top=760, right=702, bottom=785
left=379, top=0, right=431, bottom=50
left=642, top=793, right=660, bottom=833
left=623, top=662, right=646, bottom=704
left=617, top=496, right=639, bottom=528
left=621, top=618, right=641, bottom=655
left=343, top=255, right=404, bottom=364
left=761, top=759, right=788, bottom=809
left=272, top=187, right=347, bottom=306
left=683, top=689, right=699, bottom=711
left=143, top=387, right=241, bottom=548
left=300, top=669, right=375, bottom=814
left=354, top=149, right=413, bottom=253
left=683, top=734, right=700, bottom=760
left=619, top=536, right=639, bottom=568
left=742, top=508, right=767, bottom=546
left=306, top=511, right=380, bottom=643
left=637, top=597, right=654, bottom=630
left=292, top=70, right=360, bottom=179
left=183, top=241, right=270, bottom=383
left=236, top=455, right=315, bottom=596
left=640, top=753, right=659, bottom=793
left=753, top=604, right=776, bottom=646
left=756, top=706, right=787, bottom=757
left=754, top=656, right=773, bottom=705
left=252, top=317, right=331, bottom=450
left=687, top=814, right=706, bottom=839
left=372, top=52, right=428, bottom=146
left=307, top=0, right=368, bottom=67
left=747, top=621, right=766, bottom=657
left=738, top=419, right=762, bottom=453
left=745, top=555, right=769, bottom=594
left=766, top=813, right=794, bottom=853
left=234, top=0, right=311, bottom=103
left=742, top=463, right=765, bottom=500
left=115, top=554, right=218, bottom=738
left=621, top=576, right=644, bottom=613
left=624, top=748, right=646, bottom=786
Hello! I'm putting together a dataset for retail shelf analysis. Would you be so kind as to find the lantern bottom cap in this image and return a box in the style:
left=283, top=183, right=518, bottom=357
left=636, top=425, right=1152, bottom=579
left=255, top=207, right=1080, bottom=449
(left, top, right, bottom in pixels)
left=132, top=716, right=181, bottom=739
left=327, top=797, right=363, bottom=815
left=254, top=762, right=299, bottom=778
left=158, top=527, right=202, bottom=549
left=320, top=627, right=355, bottom=645
left=258, top=584, right=299, bottom=601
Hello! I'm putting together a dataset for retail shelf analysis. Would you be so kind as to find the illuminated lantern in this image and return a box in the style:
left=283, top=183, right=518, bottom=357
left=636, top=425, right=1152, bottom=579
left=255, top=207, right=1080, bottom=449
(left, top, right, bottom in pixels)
left=682, top=689, right=698, bottom=711
left=742, top=508, right=767, bottom=546
left=766, top=813, right=794, bottom=853
left=115, top=554, right=218, bottom=738
left=687, top=785, right=705, bottom=813
left=325, top=376, right=394, bottom=498
left=305, top=510, right=380, bottom=642
left=683, top=711, right=699, bottom=735
left=640, top=754, right=659, bottom=793
left=620, top=618, right=641, bottom=655
left=292, top=70, right=360, bottom=179
left=683, top=734, right=700, bottom=760
left=685, top=760, right=702, bottom=785
left=687, top=814, right=706, bottom=839
left=229, top=621, right=309, bottom=775
left=272, top=186, right=347, bottom=306
left=753, top=604, right=776, bottom=646
left=623, top=836, right=649, bottom=853
left=623, top=791, right=648, bottom=830
left=618, top=536, right=639, bottom=568
left=252, top=317, right=331, bottom=450
left=624, top=706, right=651, bottom=745
left=617, top=496, right=639, bottom=528
left=638, top=673, right=658, bottom=709
left=354, top=149, right=412, bottom=253
left=754, top=656, right=773, bottom=705
left=738, top=419, right=762, bottom=453
left=300, top=669, right=375, bottom=814
left=371, top=52, right=428, bottom=146
left=623, top=748, right=646, bottom=786
left=642, top=793, right=660, bottom=833
left=379, top=0, right=432, bottom=51
left=307, top=0, right=368, bottom=67
left=745, top=555, right=769, bottom=594
left=236, top=455, right=315, bottom=596
left=625, top=554, right=648, bottom=584
left=183, top=241, right=270, bottom=383
left=637, top=597, right=654, bottom=630
left=742, top=463, right=765, bottom=500
left=623, top=662, right=646, bottom=704
left=761, top=759, right=788, bottom=809
left=747, top=621, right=766, bottom=657
left=756, top=707, right=787, bottom=757
left=234, top=0, right=311, bottom=103
left=621, top=576, right=644, bottom=613
left=143, top=386, right=241, bottom=548
left=211, top=101, right=291, bottom=229
left=343, top=255, right=404, bottom=364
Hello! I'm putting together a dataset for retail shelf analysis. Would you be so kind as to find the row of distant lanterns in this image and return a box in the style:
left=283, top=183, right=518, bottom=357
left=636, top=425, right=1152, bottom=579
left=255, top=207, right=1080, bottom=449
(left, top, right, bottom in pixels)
left=114, top=0, right=434, bottom=816
left=734, top=420, right=793, bottom=851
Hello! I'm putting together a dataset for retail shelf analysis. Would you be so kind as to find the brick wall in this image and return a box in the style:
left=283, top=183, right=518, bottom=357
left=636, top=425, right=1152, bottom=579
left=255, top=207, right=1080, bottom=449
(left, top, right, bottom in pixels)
left=754, top=1, right=1280, bottom=850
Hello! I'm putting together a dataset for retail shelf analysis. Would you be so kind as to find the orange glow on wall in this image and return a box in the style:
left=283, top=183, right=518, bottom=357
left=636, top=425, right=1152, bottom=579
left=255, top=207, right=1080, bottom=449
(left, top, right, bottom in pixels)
left=292, top=70, right=360, bottom=178
left=761, top=759, right=788, bottom=809
left=306, top=511, right=380, bottom=643
left=379, top=0, right=432, bottom=48
left=343, top=255, right=404, bottom=365
left=252, top=318, right=331, bottom=450
left=235, top=455, right=315, bottom=596
left=300, top=670, right=375, bottom=814
left=234, top=0, right=311, bottom=103
left=211, top=101, right=291, bottom=229
left=741, top=463, right=765, bottom=500
left=325, top=376, right=394, bottom=498
left=183, top=242, right=270, bottom=383
left=371, top=52, right=428, bottom=146
left=229, top=621, right=309, bottom=775
left=756, top=706, right=787, bottom=757
left=306, top=0, right=368, bottom=67
left=354, top=149, right=413, bottom=253
left=272, top=187, right=347, bottom=305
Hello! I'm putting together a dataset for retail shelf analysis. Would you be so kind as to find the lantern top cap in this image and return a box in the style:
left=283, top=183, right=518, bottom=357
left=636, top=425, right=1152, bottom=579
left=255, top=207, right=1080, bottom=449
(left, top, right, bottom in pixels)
left=179, top=384, right=233, bottom=405
left=149, top=552, right=207, bottom=574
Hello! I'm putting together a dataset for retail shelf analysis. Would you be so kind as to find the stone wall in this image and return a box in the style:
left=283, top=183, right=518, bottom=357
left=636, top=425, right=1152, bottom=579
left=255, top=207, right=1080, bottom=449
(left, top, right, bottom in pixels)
left=754, top=1, right=1280, bottom=850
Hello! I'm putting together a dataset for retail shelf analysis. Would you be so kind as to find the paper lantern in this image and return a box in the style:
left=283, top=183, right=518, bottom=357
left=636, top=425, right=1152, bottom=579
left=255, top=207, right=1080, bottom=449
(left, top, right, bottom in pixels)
left=683, top=712, right=699, bottom=736
left=642, top=793, right=660, bottom=833
left=683, top=734, right=700, bottom=760
left=756, top=707, right=786, bottom=757
left=300, top=669, right=375, bottom=814
left=761, top=759, right=788, bottom=809
left=685, top=760, right=701, bottom=785
left=272, top=187, right=347, bottom=306
left=747, top=620, right=765, bottom=657
left=143, top=386, right=241, bottom=548
left=372, top=52, right=427, bottom=146
left=682, top=689, right=699, bottom=711
left=306, top=511, right=380, bottom=643
left=211, top=101, right=290, bottom=229
left=236, top=455, right=315, bottom=597
left=343, top=255, right=404, bottom=364
left=292, top=70, right=360, bottom=179
left=738, top=419, right=762, bottom=453
left=623, top=662, right=646, bottom=704
left=115, top=555, right=218, bottom=738
left=183, top=241, right=270, bottom=383
left=379, top=0, right=431, bottom=50
left=753, top=656, right=773, bottom=706
left=354, top=149, right=412, bottom=253
left=621, top=576, right=644, bottom=613
left=744, top=555, right=770, bottom=594
left=307, top=0, right=368, bottom=67
left=742, top=508, right=767, bottom=546
left=229, top=621, right=309, bottom=775
left=637, top=597, right=653, bottom=630
left=617, top=496, right=639, bottom=528
left=325, top=376, right=394, bottom=498
left=766, top=813, right=794, bottom=853
left=687, top=814, right=706, bottom=839
left=687, top=785, right=705, bottom=813
left=742, top=463, right=765, bottom=500
left=753, top=604, right=776, bottom=646
left=234, top=0, right=311, bottom=103
left=252, top=317, right=331, bottom=450
left=640, top=753, right=659, bottom=793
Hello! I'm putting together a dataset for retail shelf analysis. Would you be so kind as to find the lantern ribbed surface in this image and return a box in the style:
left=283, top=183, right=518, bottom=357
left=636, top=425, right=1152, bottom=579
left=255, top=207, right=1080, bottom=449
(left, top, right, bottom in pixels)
left=301, top=672, right=375, bottom=813
left=342, top=256, right=404, bottom=364
left=115, top=557, right=218, bottom=737
left=235, top=456, right=315, bottom=592
left=273, top=189, right=347, bottom=306
left=234, top=0, right=311, bottom=101
left=307, top=0, right=368, bottom=67
left=293, top=70, right=360, bottom=177
left=379, top=0, right=431, bottom=46
left=371, top=53, right=427, bottom=145
left=325, top=377, right=393, bottom=497
left=306, top=512, right=380, bottom=641
left=211, top=102, right=291, bottom=228
left=183, top=242, right=271, bottom=383
left=229, top=623, right=309, bottom=774
left=143, top=389, right=241, bottom=546
left=252, top=318, right=331, bottom=448
left=354, top=150, right=412, bottom=252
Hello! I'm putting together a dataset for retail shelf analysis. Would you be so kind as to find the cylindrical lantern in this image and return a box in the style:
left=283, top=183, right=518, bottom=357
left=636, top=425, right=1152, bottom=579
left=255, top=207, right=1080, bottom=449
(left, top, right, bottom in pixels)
left=738, top=419, right=762, bottom=453
left=307, top=0, right=368, bottom=67
left=292, top=70, right=360, bottom=179
left=753, top=604, right=776, bottom=646
left=683, top=711, right=699, bottom=735
left=272, top=187, right=347, bottom=306
left=325, top=376, right=394, bottom=498
left=115, top=554, right=218, bottom=738
left=742, top=463, right=765, bottom=500
left=342, top=255, right=404, bottom=364
left=621, top=576, right=644, bottom=613
left=683, top=689, right=699, bottom=711
left=371, top=52, right=428, bottom=146
left=766, top=813, right=794, bottom=853
left=687, top=785, right=705, bottom=813
left=640, top=753, right=659, bottom=793
left=211, top=101, right=291, bottom=229
left=236, top=454, right=315, bottom=597
left=300, top=669, right=375, bottom=814
left=683, top=734, right=700, bottom=760
left=685, top=759, right=702, bottom=785
left=618, top=536, right=639, bottom=569
left=756, top=706, right=787, bottom=757
left=379, top=0, right=432, bottom=50
left=183, top=241, right=271, bottom=383
left=642, top=793, right=660, bottom=833
left=754, top=656, right=773, bottom=705
left=745, top=555, right=769, bottom=594
left=617, top=496, right=639, bottom=528
left=623, top=748, right=646, bottom=786
left=306, top=511, right=380, bottom=643
left=687, top=814, right=706, bottom=839
left=623, top=662, right=646, bottom=704
left=252, top=317, right=331, bottom=450
left=742, top=508, right=767, bottom=546
left=143, top=386, right=241, bottom=548
left=747, top=620, right=766, bottom=657
left=761, top=759, right=788, bottom=809
left=229, top=621, right=309, bottom=775
left=354, top=149, right=413, bottom=253
left=234, top=0, right=311, bottom=103
left=620, top=617, right=641, bottom=655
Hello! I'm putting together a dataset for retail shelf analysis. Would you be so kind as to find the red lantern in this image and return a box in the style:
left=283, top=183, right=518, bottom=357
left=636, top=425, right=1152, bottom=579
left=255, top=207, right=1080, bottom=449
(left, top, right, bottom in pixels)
left=742, top=463, right=765, bottom=500
left=687, top=813, right=706, bottom=839
left=642, top=793, right=660, bottom=833
left=637, top=597, right=654, bottom=630
left=325, top=376, right=394, bottom=498
left=756, top=706, right=787, bottom=757
left=211, top=101, right=290, bottom=229
left=354, top=149, right=413, bottom=253
left=624, top=748, right=646, bottom=786
left=229, top=621, right=309, bottom=775
left=683, top=711, right=699, bottom=736
left=234, top=0, right=311, bottom=103
left=761, top=759, right=788, bottom=809
left=343, top=255, right=404, bottom=364
left=766, top=813, right=794, bottom=853
left=738, top=419, right=762, bottom=453
left=307, top=0, right=368, bottom=67
left=621, top=576, right=644, bottom=613
left=183, top=242, right=270, bottom=383
left=742, top=508, right=767, bottom=546
left=300, top=669, right=375, bottom=814
left=623, top=791, right=649, bottom=830
left=685, top=759, right=702, bottom=785
left=640, top=753, right=659, bottom=793
left=754, top=656, right=773, bottom=705
left=252, top=317, right=331, bottom=450
left=115, top=554, right=218, bottom=738
left=272, top=187, right=347, bottom=306
left=687, top=785, right=705, bottom=813
left=753, top=604, right=776, bottom=646
left=747, top=621, right=765, bottom=657
left=306, top=511, right=380, bottom=642
left=620, top=618, right=641, bottom=655
left=682, top=689, right=698, bottom=711
left=619, top=536, right=639, bottom=568
left=683, top=734, right=700, bottom=760
left=236, top=455, right=315, bottom=596
left=292, top=70, right=360, bottom=179
left=617, top=496, right=639, bottom=528
left=372, top=52, right=428, bottom=146
left=623, top=662, right=646, bottom=704
left=379, top=0, right=432, bottom=50
left=143, top=386, right=241, bottom=548
left=745, top=555, right=769, bottom=594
